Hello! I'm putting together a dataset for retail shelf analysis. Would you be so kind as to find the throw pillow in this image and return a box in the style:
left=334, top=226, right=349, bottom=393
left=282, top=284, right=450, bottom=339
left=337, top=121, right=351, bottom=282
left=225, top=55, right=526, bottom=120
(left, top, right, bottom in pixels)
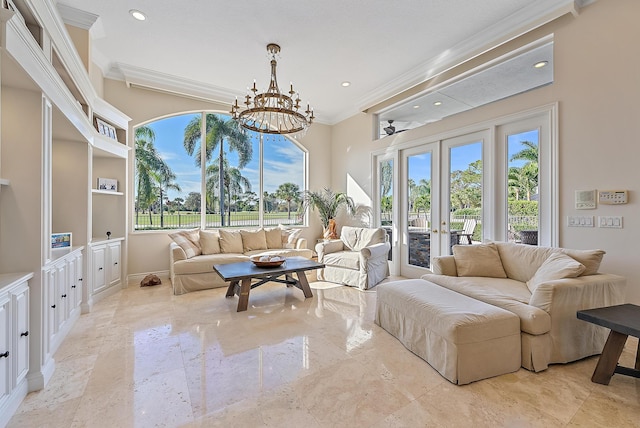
left=199, top=229, right=221, bottom=255
left=169, top=228, right=202, bottom=259
left=218, top=229, right=244, bottom=253
left=264, top=228, right=283, bottom=249
left=279, top=225, right=302, bottom=246
left=559, top=248, right=605, bottom=276
left=240, top=229, right=268, bottom=252
left=526, top=252, right=586, bottom=294
left=453, top=242, right=507, bottom=278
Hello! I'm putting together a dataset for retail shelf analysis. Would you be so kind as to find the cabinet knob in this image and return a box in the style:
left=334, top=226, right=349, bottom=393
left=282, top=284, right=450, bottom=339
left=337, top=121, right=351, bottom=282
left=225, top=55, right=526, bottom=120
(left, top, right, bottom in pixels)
left=61, top=294, right=67, bottom=298
left=98, top=267, right=103, bottom=271
left=20, top=331, right=29, bottom=337
left=71, top=285, right=76, bottom=289
left=79, top=278, right=83, bottom=281
left=0, top=351, right=8, bottom=358
left=51, top=304, right=56, bottom=309
left=114, top=262, right=118, bottom=265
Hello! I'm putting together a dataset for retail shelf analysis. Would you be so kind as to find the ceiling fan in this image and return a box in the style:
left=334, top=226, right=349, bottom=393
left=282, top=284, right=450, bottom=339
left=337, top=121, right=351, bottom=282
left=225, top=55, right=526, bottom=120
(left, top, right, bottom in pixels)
left=383, top=120, right=408, bottom=136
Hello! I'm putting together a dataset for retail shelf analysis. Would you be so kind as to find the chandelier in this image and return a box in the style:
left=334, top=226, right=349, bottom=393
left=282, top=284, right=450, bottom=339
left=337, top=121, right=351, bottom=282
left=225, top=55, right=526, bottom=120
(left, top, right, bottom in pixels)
left=231, top=43, right=314, bottom=137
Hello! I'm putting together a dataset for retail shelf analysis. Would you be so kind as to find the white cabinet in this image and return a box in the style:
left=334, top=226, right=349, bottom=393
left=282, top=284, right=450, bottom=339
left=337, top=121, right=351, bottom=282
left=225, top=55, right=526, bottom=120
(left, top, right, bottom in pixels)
left=0, top=273, right=32, bottom=428
left=89, top=239, right=123, bottom=300
left=43, top=248, right=83, bottom=360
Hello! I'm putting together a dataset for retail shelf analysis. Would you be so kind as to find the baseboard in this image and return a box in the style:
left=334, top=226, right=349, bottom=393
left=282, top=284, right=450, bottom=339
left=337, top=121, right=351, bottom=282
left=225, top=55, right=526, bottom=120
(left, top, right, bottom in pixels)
left=127, top=270, right=170, bottom=286
left=27, top=356, right=55, bottom=392
left=0, top=377, right=28, bottom=428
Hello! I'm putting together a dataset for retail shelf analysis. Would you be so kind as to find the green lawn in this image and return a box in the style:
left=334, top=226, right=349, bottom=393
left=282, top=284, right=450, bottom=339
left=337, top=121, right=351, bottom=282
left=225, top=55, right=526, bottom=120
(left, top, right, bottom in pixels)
left=134, top=211, right=302, bottom=229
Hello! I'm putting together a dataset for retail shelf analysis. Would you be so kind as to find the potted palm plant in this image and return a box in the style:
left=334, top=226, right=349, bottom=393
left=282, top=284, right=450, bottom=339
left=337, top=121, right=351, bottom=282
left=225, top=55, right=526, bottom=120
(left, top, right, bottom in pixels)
left=300, top=188, right=356, bottom=239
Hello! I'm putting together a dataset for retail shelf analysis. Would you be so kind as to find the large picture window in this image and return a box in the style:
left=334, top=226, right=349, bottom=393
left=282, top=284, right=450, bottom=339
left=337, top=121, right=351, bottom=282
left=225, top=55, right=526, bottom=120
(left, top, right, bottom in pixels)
left=133, top=112, right=306, bottom=230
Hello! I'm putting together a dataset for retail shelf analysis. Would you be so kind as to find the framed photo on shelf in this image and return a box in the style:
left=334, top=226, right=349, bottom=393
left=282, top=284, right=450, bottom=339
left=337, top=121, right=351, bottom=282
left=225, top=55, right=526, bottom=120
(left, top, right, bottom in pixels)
left=97, top=177, right=118, bottom=192
left=51, top=232, right=72, bottom=249
left=95, top=118, right=117, bottom=141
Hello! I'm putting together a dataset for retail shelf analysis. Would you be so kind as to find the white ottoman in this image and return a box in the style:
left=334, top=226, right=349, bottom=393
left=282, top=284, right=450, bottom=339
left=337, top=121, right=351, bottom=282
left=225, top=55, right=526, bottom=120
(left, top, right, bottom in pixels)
left=376, top=279, right=521, bottom=385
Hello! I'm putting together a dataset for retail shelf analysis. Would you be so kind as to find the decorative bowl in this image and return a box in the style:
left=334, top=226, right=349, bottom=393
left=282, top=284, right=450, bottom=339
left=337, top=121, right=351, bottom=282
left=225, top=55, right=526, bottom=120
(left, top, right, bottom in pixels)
left=250, top=256, right=285, bottom=268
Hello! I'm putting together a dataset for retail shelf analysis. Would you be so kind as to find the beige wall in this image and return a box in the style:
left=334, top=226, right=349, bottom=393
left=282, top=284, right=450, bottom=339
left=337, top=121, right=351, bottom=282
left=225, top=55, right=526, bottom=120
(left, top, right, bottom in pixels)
left=332, top=0, right=640, bottom=304
left=102, top=80, right=332, bottom=277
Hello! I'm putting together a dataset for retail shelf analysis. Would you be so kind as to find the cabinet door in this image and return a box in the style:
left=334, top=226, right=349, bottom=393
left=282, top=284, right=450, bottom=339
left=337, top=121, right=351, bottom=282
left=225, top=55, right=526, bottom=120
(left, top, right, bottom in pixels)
left=91, top=246, right=106, bottom=293
left=56, top=264, right=68, bottom=331
left=108, top=242, right=121, bottom=285
left=44, top=268, right=58, bottom=357
left=0, top=296, right=10, bottom=403
left=11, top=285, right=29, bottom=386
left=72, top=253, right=83, bottom=308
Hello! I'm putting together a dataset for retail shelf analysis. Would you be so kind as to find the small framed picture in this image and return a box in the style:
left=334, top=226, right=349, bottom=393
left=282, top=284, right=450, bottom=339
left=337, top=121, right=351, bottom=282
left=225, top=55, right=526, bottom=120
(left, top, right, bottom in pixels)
left=95, top=118, right=118, bottom=141
left=97, top=177, right=118, bottom=192
left=51, top=232, right=72, bottom=249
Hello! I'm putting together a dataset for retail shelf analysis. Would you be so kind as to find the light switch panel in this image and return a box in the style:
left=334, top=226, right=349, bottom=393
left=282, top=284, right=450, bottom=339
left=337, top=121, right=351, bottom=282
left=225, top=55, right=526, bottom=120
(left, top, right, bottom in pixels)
left=598, top=216, right=623, bottom=228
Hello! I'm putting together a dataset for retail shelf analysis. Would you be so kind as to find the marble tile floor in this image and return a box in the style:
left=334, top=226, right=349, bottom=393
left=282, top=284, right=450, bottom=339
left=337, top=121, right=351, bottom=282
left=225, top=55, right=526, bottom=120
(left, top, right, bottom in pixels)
left=8, top=277, right=640, bottom=428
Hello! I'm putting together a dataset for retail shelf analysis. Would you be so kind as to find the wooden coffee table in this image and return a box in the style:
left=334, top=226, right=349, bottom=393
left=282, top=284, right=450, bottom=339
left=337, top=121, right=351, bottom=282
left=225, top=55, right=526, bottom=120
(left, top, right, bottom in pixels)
left=577, top=304, right=640, bottom=385
left=213, top=256, right=324, bottom=312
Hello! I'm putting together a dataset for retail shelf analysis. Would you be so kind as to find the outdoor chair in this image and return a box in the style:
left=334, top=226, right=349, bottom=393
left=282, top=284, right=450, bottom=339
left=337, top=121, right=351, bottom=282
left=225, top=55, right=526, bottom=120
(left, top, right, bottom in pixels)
left=458, top=219, right=476, bottom=244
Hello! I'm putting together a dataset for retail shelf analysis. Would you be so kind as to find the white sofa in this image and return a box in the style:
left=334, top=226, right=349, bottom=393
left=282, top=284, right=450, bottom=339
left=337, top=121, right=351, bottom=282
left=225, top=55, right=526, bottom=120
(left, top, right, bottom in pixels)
left=169, top=227, right=312, bottom=295
left=420, top=242, right=626, bottom=372
left=315, top=226, right=391, bottom=290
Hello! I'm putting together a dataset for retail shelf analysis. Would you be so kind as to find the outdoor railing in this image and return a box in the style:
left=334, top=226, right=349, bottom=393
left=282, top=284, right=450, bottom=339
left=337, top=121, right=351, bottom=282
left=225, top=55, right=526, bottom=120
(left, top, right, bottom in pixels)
left=134, top=211, right=302, bottom=230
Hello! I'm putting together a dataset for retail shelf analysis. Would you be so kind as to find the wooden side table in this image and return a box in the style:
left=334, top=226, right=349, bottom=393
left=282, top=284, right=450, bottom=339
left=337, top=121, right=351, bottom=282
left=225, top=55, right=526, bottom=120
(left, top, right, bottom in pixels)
left=577, top=304, right=640, bottom=385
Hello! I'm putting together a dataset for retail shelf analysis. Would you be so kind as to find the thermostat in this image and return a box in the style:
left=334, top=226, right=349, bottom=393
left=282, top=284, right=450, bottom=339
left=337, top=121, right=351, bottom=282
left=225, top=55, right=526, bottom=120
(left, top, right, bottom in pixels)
left=575, top=190, right=596, bottom=209
left=598, top=190, right=628, bottom=205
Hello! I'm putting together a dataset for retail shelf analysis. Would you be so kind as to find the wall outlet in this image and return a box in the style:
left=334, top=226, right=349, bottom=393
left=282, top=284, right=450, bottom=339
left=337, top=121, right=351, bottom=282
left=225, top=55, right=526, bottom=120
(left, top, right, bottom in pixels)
left=598, top=216, right=623, bottom=228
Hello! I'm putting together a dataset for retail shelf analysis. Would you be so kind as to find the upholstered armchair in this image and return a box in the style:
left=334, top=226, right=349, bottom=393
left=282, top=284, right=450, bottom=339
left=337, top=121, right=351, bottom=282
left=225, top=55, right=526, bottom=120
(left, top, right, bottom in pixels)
left=315, top=226, right=390, bottom=290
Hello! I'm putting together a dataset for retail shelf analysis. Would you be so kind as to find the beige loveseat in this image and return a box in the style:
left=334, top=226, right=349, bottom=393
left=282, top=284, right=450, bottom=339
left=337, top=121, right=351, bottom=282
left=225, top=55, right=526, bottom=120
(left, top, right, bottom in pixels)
left=315, top=226, right=390, bottom=290
left=169, top=227, right=313, bottom=295
left=421, top=242, right=626, bottom=372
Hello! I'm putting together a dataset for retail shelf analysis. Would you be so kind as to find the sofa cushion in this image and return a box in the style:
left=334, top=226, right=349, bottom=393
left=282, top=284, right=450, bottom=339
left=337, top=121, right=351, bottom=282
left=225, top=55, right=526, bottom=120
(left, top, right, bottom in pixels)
left=199, top=229, right=221, bottom=255
left=495, top=242, right=555, bottom=282
left=174, top=253, right=249, bottom=275
left=323, top=251, right=360, bottom=270
left=264, top=228, right=283, bottom=249
left=421, top=274, right=551, bottom=336
left=240, top=229, right=267, bottom=252
left=526, top=253, right=586, bottom=294
left=452, top=243, right=506, bottom=278
left=218, top=229, right=244, bottom=253
left=169, top=229, right=202, bottom=259
left=559, top=248, right=604, bottom=276
left=340, top=226, right=386, bottom=251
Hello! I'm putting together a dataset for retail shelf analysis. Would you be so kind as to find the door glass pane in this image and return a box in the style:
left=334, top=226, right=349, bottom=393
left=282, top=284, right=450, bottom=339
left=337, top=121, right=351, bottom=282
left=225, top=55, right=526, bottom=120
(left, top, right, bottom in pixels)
left=449, top=142, right=482, bottom=252
left=507, top=130, right=539, bottom=245
left=407, top=153, right=431, bottom=268
left=379, top=159, right=393, bottom=261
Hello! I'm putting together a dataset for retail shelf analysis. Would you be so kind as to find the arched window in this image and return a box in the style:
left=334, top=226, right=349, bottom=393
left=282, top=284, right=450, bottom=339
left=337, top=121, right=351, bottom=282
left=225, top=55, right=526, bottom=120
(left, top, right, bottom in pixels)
left=133, top=112, right=307, bottom=230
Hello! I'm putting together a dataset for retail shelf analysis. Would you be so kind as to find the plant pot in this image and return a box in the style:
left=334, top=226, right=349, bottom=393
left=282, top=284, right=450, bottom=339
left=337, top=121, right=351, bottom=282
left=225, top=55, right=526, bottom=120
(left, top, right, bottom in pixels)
left=323, top=218, right=338, bottom=240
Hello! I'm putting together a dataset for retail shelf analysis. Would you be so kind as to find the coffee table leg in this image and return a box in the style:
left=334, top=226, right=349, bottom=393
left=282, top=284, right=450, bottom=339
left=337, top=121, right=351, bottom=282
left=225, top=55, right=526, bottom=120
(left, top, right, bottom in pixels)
left=226, top=280, right=239, bottom=297
left=295, top=270, right=313, bottom=298
left=592, top=330, right=628, bottom=385
left=636, top=340, right=640, bottom=371
left=237, top=278, right=251, bottom=312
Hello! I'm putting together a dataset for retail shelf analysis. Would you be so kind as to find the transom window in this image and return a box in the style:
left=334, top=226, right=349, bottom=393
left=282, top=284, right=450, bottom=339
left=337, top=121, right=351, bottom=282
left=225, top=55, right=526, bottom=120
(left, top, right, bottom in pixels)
left=133, top=112, right=307, bottom=230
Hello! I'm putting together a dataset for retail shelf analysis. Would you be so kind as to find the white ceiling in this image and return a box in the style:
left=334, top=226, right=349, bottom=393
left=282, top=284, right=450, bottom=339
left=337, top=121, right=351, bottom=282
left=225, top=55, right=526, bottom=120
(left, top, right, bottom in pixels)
left=55, top=0, right=585, bottom=125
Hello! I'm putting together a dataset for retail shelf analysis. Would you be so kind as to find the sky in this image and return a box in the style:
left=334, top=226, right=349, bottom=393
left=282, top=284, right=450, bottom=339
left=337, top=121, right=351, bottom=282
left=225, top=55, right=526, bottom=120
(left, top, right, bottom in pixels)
left=143, top=113, right=305, bottom=201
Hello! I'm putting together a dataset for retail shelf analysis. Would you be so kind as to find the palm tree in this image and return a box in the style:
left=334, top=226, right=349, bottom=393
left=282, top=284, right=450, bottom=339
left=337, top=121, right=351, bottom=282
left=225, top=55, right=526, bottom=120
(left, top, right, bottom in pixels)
left=183, top=114, right=252, bottom=226
left=275, top=183, right=301, bottom=220
left=206, top=158, right=251, bottom=225
left=134, top=125, right=169, bottom=226
left=510, top=140, right=539, bottom=163
left=153, top=167, right=181, bottom=228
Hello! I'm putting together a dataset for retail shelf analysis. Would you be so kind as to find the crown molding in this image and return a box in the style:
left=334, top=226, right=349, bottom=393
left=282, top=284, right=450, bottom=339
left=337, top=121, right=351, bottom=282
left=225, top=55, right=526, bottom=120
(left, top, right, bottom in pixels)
left=56, top=3, right=98, bottom=30
left=110, top=63, right=243, bottom=105
left=353, top=0, right=580, bottom=116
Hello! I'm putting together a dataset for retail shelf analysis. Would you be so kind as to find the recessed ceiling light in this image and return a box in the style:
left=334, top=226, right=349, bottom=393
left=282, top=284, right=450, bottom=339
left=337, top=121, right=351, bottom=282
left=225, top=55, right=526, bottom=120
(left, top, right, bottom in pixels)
left=413, top=105, right=420, bottom=109
left=341, top=81, right=351, bottom=87
left=130, top=9, right=146, bottom=21
left=533, top=60, right=548, bottom=69
left=433, top=101, right=442, bottom=106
